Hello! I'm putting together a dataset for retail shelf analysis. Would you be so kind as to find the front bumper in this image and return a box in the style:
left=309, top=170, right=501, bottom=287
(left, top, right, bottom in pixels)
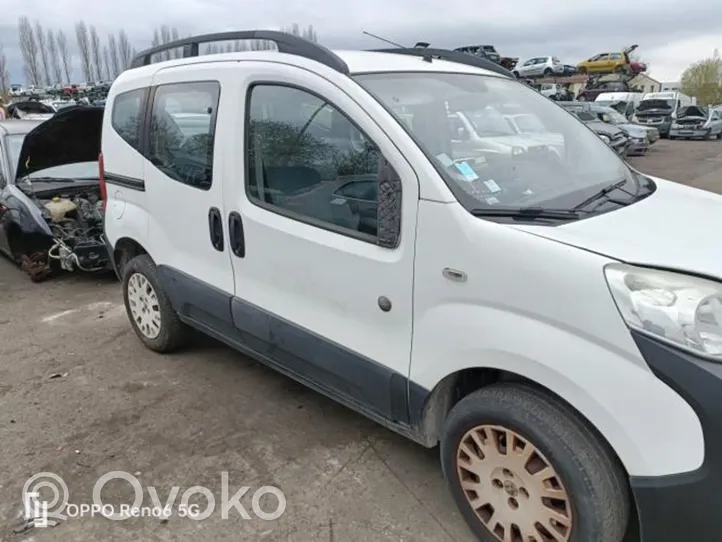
left=626, top=139, right=649, bottom=155
left=629, top=330, right=722, bottom=541
left=637, top=119, right=672, bottom=135
left=670, top=127, right=710, bottom=138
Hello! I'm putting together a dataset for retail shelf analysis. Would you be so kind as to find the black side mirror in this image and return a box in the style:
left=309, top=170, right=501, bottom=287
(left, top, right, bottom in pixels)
left=376, top=158, right=402, bottom=249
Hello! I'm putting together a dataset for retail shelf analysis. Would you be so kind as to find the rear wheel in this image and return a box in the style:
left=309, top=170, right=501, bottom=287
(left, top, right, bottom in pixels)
left=543, top=68, right=553, bottom=76
left=122, top=254, right=187, bottom=353
left=441, top=384, right=629, bottom=542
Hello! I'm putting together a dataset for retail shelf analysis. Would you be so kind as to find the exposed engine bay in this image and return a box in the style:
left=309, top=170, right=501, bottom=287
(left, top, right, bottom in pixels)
left=39, top=191, right=107, bottom=272
left=18, top=186, right=109, bottom=281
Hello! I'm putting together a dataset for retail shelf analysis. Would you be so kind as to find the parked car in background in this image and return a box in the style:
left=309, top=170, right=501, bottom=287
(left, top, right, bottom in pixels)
left=560, top=104, right=629, bottom=155
left=585, top=101, right=659, bottom=144
left=577, top=81, right=629, bottom=102
left=577, top=45, right=640, bottom=75
left=513, top=56, right=564, bottom=78
left=586, top=105, right=652, bottom=155
left=669, top=105, right=722, bottom=140
left=562, top=64, right=578, bottom=76
left=6, top=101, right=55, bottom=120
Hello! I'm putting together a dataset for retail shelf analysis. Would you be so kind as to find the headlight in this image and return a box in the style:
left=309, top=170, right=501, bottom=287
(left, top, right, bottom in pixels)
left=605, top=263, right=722, bottom=358
left=599, top=134, right=611, bottom=144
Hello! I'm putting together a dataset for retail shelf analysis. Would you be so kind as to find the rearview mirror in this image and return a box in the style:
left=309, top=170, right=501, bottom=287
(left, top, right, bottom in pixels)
left=376, top=159, right=402, bottom=249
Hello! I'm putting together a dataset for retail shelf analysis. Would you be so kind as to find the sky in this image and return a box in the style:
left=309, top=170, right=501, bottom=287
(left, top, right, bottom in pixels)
left=1, top=0, right=721, bottom=85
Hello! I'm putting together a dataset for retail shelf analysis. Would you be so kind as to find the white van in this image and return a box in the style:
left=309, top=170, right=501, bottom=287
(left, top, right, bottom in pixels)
left=41, top=31, right=722, bottom=541
left=595, top=91, right=644, bottom=119
left=634, top=91, right=694, bottom=136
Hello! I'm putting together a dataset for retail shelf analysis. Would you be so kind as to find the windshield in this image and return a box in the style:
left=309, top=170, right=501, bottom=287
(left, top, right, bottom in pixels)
left=354, top=72, right=635, bottom=214
left=638, top=99, right=675, bottom=111
left=595, top=107, right=627, bottom=124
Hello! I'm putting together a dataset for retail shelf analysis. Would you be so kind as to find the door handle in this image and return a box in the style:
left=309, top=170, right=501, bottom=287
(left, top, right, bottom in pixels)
left=228, top=211, right=245, bottom=258
left=208, top=207, right=224, bottom=251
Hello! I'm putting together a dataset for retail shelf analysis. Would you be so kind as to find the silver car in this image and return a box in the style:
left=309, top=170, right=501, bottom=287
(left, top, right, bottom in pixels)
left=513, top=56, right=564, bottom=78
left=669, top=106, right=722, bottom=140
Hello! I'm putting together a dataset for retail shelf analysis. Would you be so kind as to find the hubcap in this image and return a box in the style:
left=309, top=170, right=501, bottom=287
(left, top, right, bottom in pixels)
left=456, top=425, right=572, bottom=542
left=127, top=273, right=162, bottom=339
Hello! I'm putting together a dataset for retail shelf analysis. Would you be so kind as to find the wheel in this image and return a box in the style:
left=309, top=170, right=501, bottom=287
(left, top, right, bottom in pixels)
left=543, top=68, right=552, bottom=76
left=716, top=131, right=722, bottom=140
left=512, top=71, right=519, bottom=78
left=440, top=384, right=629, bottom=542
left=122, top=254, right=187, bottom=353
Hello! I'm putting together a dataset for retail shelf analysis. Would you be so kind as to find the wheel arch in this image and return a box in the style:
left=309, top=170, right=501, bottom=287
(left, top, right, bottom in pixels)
left=113, top=237, right=151, bottom=273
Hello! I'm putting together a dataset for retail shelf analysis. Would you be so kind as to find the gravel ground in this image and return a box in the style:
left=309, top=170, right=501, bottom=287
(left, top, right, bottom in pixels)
left=0, top=138, right=720, bottom=542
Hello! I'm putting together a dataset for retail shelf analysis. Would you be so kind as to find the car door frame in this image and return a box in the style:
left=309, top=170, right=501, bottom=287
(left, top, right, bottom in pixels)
left=221, top=62, right=421, bottom=427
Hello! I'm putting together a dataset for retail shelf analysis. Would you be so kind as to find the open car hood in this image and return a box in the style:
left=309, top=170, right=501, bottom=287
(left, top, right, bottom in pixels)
left=15, top=106, right=104, bottom=181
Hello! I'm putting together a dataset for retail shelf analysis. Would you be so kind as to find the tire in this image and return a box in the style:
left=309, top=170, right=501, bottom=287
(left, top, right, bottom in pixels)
left=543, top=68, right=552, bottom=76
left=122, top=254, right=187, bottom=353
left=440, top=384, right=630, bottom=542
left=512, top=71, right=519, bottom=78
left=716, top=131, right=722, bottom=140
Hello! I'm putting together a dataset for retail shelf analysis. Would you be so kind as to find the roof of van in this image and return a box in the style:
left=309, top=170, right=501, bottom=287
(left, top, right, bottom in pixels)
left=112, top=49, right=503, bottom=88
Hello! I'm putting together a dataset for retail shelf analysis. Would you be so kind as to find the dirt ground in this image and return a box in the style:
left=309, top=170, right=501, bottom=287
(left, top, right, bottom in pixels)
left=0, top=138, right=720, bottom=542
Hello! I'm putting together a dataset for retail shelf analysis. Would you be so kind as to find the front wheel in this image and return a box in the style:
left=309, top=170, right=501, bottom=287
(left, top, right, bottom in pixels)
left=441, top=384, right=629, bottom=542
left=122, top=254, right=188, bottom=353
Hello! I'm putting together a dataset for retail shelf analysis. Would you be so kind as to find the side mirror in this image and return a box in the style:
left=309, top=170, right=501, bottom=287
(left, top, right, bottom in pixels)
left=601, top=114, right=611, bottom=123
left=376, top=159, right=402, bottom=249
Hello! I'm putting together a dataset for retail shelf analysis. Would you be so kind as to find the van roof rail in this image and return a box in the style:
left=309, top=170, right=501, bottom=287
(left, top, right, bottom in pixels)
left=130, top=30, right=350, bottom=74
left=369, top=47, right=514, bottom=78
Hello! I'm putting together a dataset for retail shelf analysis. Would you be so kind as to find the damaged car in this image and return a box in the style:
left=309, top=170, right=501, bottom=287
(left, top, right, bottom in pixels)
left=669, top=105, right=722, bottom=140
left=0, top=106, right=109, bottom=281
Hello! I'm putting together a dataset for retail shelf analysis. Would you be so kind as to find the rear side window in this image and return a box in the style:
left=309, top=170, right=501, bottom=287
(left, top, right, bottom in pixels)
left=147, top=81, right=220, bottom=190
left=111, top=89, right=146, bottom=151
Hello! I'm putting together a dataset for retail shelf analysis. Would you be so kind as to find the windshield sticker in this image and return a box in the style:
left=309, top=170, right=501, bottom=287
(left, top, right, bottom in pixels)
left=483, top=179, right=501, bottom=193
left=455, top=161, right=479, bottom=181
left=436, top=153, right=454, bottom=167
left=485, top=196, right=500, bottom=205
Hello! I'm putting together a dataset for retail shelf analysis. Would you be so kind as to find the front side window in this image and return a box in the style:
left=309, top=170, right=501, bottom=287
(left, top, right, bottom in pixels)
left=355, top=72, right=640, bottom=217
left=148, top=81, right=220, bottom=190
left=246, top=85, right=383, bottom=239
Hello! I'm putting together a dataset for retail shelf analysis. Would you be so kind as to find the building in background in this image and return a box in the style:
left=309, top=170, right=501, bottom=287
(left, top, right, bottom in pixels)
left=629, top=73, right=661, bottom=93
left=661, top=81, right=682, bottom=91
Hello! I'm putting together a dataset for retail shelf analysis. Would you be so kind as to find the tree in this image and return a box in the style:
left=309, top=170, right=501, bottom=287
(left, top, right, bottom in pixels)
left=117, top=30, right=133, bottom=70
left=47, top=29, right=63, bottom=84
left=103, top=46, right=111, bottom=79
left=75, top=21, right=92, bottom=81
left=89, top=25, right=103, bottom=80
left=108, top=34, right=120, bottom=77
left=0, top=43, right=9, bottom=94
left=18, top=17, right=41, bottom=85
left=57, top=30, right=72, bottom=83
left=35, top=21, right=51, bottom=85
left=681, top=49, right=722, bottom=106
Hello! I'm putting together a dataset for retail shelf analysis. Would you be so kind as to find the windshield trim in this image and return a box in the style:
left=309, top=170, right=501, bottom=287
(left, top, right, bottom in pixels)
left=353, top=71, right=635, bottom=221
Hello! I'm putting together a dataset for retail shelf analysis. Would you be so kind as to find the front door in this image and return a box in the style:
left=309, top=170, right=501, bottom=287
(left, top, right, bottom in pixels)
left=223, top=63, right=419, bottom=422
left=145, top=66, right=236, bottom=329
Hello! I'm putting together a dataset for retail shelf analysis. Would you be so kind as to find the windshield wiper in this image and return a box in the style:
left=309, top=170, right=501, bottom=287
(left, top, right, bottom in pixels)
left=470, top=207, right=582, bottom=220
left=572, top=179, right=631, bottom=211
